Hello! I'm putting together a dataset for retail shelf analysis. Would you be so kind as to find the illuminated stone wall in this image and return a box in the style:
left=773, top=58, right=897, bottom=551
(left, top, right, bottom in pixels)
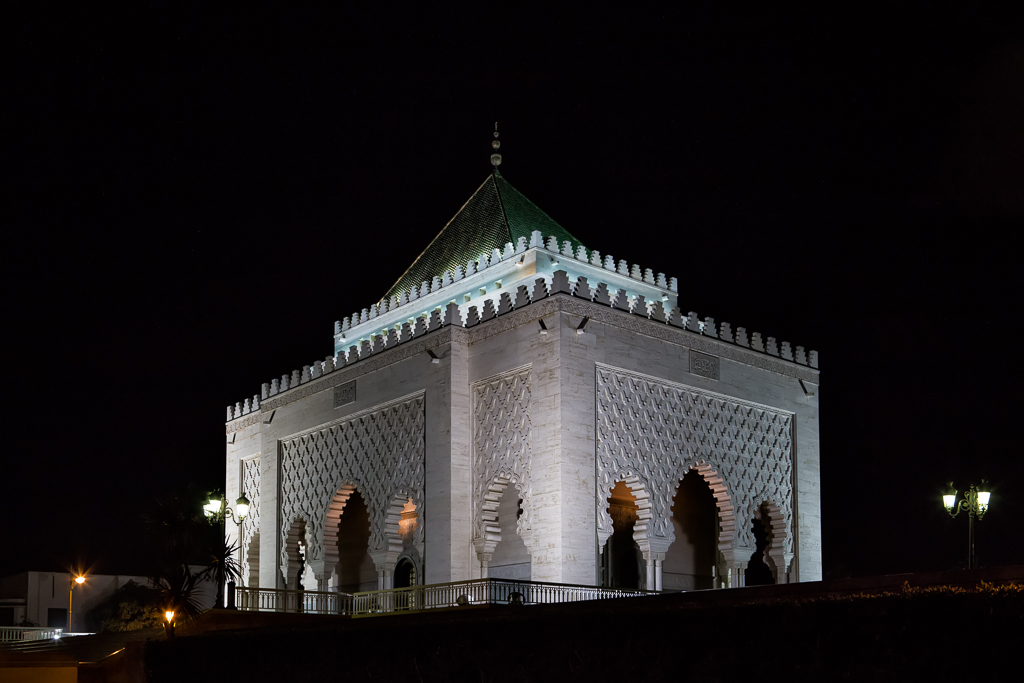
left=224, top=266, right=821, bottom=591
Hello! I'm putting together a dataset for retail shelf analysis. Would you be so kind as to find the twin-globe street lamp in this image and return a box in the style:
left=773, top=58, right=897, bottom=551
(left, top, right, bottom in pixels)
left=202, top=491, right=249, bottom=608
left=942, top=481, right=991, bottom=570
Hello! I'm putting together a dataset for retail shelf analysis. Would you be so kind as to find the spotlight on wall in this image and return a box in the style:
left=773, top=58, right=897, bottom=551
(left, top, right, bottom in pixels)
left=538, top=320, right=548, bottom=335
left=426, top=349, right=440, bottom=364
left=576, top=316, right=590, bottom=335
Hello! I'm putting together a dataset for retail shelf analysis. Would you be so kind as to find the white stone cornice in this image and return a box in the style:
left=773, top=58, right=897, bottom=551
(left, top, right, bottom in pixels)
left=227, top=292, right=818, bottom=434
left=465, top=294, right=821, bottom=384
left=226, top=330, right=453, bottom=433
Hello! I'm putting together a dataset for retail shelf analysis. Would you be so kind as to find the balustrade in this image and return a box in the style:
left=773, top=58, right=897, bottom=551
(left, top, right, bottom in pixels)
left=0, top=626, right=63, bottom=643
left=235, top=579, right=652, bottom=617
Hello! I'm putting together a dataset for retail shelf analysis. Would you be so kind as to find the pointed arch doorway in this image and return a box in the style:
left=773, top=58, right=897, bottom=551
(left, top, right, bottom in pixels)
left=600, top=481, right=644, bottom=589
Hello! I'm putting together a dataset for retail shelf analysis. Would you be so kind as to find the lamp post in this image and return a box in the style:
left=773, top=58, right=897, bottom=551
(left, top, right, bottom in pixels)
left=68, top=575, right=84, bottom=633
left=942, top=481, right=992, bottom=570
left=164, top=610, right=175, bottom=640
left=202, top=491, right=249, bottom=608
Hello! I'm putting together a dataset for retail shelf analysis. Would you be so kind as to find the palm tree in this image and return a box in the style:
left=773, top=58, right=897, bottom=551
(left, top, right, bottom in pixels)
left=143, top=484, right=242, bottom=635
left=198, top=533, right=242, bottom=608
left=155, top=563, right=204, bottom=640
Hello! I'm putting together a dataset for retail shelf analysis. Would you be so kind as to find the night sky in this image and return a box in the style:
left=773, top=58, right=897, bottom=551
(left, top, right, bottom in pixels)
left=5, top=5, right=1023, bottom=580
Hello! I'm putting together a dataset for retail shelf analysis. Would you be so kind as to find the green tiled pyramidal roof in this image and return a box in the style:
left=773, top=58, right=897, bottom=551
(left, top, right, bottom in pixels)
left=383, top=171, right=584, bottom=301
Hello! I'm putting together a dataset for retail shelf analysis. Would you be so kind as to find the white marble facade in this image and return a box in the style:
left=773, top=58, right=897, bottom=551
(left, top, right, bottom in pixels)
left=224, top=235, right=821, bottom=593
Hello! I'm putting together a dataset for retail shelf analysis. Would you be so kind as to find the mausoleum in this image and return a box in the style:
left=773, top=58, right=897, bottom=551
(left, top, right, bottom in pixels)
left=223, top=142, right=821, bottom=604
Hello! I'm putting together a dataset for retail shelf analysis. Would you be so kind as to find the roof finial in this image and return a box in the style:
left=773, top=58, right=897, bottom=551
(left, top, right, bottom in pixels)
left=490, top=121, right=502, bottom=169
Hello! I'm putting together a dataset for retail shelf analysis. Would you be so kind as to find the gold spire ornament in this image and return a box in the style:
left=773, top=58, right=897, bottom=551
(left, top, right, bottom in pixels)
left=490, top=122, right=502, bottom=167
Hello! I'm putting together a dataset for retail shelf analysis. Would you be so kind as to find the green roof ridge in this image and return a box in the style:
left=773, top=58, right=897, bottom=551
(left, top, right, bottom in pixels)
left=382, top=171, right=584, bottom=301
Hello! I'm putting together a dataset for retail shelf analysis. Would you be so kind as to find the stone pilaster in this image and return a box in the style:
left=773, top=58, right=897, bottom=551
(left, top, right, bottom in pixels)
left=258, top=436, right=280, bottom=589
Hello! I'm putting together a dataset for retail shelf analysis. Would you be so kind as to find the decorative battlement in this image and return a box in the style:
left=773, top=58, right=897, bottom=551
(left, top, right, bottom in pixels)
left=226, top=267, right=819, bottom=423
left=333, top=230, right=679, bottom=355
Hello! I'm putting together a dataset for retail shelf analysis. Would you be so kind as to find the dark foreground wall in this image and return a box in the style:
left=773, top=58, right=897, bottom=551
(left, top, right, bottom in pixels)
left=143, top=583, right=1022, bottom=682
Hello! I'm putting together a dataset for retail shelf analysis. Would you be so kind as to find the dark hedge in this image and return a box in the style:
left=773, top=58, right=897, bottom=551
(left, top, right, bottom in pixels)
left=144, top=583, right=1023, bottom=682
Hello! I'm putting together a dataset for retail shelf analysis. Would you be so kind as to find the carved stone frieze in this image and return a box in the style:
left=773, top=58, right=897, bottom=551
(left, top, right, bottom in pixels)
left=596, top=365, right=794, bottom=555
left=278, top=392, right=426, bottom=579
left=224, top=332, right=452, bottom=432
left=463, top=295, right=820, bottom=383
left=240, top=455, right=261, bottom=584
left=472, top=365, right=533, bottom=551
left=228, top=293, right=817, bottom=431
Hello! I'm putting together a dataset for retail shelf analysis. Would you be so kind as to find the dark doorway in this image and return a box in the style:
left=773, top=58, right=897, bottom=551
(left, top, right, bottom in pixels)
left=745, top=516, right=774, bottom=586
left=394, top=559, right=416, bottom=588
left=601, top=481, right=643, bottom=589
left=335, top=491, right=377, bottom=593
left=663, top=469, right=718, bottom=590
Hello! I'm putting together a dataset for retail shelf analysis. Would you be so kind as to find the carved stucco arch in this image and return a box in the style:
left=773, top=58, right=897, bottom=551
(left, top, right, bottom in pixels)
left=244, top=531, right=260, bottom=588
left=472, top=365, right=533, bottom=559
left=473, top=471, right=533, bottom=563
left=281, top=516, right=312, bottom=588
left=751, top=497, right=793, bottom=583
left=597, top=472, right=656, bottom=553
left=596, top=364, right=795, bottom=583
left=372, top=490, right=415, bottom=576
left=278, top=392, right=425, bottom=585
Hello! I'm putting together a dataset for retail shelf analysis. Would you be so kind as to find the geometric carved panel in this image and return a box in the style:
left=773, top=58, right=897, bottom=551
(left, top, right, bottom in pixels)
left=596, top=365, right=793, bottom=553
left=240, top=455, right=261, bottom=585
left=279, top=392, right=425, bottom=577
left=472, top=365, right=533, bottom=543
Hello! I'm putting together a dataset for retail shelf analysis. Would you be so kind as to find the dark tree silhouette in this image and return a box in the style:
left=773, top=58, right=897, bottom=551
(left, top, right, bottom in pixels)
left=142, top=484, right=241, bottom=638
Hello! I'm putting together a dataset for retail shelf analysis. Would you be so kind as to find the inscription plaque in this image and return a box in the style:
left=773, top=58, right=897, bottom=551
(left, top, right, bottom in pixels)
left=689, top=351, right=720, bottom=381
left=334, top=380, right=357, bottom=408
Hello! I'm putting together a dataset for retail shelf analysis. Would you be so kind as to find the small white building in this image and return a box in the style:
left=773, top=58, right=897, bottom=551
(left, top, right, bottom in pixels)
left=224, top=160, right=821, bottom=597
left=0, top=572, right=154, bottom=632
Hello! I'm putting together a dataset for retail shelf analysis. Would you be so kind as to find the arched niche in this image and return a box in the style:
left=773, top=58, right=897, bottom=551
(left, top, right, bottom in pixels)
left=474, top=473, right=532, bottom=579
left=662, top=470, right=718, bottom=591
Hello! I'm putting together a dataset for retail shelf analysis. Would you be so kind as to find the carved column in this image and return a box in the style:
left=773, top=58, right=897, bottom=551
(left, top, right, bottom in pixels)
left=641, top=545, right=670, bottom=591
left=632, top=489, right=672, bottom=592
left=767, top=550, right=794, bottom=584
left=718, top=545, right=755, bottom=588
left=477, top=552, right=493, bottom=579
left=370, top=549, right=400, bottom=590
left=307, top=559, right=332, bottom=592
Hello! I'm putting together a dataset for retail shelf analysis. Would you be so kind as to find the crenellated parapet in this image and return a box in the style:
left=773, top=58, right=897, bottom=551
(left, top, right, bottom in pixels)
left=332, top=230, right=679, bottom=354
left=226, top=266, right=818, bottom=423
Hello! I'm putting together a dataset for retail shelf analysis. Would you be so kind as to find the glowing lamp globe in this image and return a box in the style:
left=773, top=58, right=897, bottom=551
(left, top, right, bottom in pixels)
left=75, top=576, right=85, bottom=585
left=977, top=489, right=991, bottom=515
left=204, top=494, right=222, bottom=517
left=235, top=495, right=250, bottom=520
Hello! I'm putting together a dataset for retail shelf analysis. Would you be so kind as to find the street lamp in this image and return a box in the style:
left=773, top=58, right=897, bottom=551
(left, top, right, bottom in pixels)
left=164, top=610, right=175, bottom=640
left=202, top=491, right=249, bottom=607
left=68, top=575, right=85, bottom=633
left=202, top=492, right=249, bottom=525
left=942, top=481, right=992, bottom=570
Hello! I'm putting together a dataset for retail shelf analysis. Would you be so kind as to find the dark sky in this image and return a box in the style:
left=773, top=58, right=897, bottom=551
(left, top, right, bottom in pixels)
left=5, top=5, right=1023, bottom=580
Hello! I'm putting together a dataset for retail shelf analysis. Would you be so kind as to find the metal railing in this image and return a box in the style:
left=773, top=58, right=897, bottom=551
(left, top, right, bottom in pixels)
left=235, top=586, right=352, bottom=615
left=0, top=626, right=63, bottom=643
left=349, top=579, right=653, bottom=616
left=235, top=579, right=653, bottom=617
